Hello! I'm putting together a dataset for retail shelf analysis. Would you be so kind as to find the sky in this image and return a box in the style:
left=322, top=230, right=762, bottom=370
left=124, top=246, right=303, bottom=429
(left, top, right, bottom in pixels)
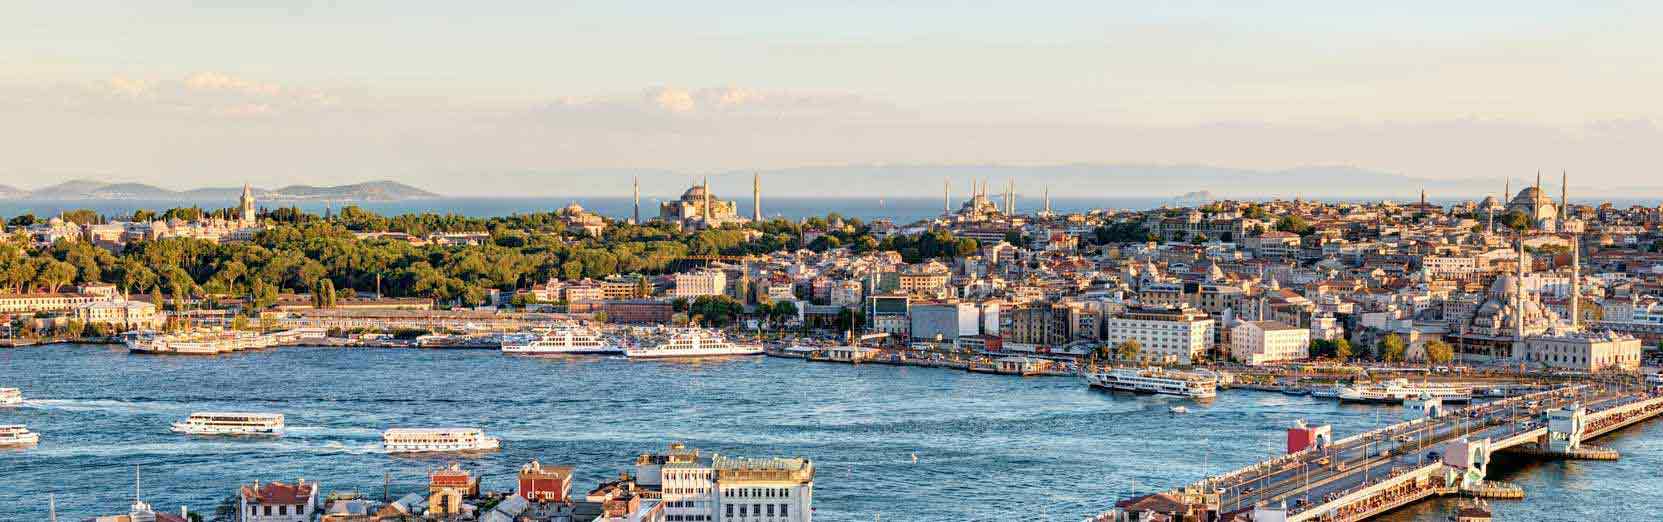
left=3, top=1, right=1662, bottom=196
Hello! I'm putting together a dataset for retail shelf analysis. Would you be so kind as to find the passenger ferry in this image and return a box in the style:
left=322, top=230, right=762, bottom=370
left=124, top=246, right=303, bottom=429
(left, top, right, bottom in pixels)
left=1339, top=379, right=1472, bottom=404
left=0, top=387, right=21, bottom=406
left=126, top=331, right=279, bottom=355
left=171, top=412, right=285, bottom=435
left=501, top=325, right=621, bottom=355
left=1081, top=367, right=1217, bottom=399
left=382, top=428, right=502, bottom=453
left=0, top=425, right=40, bottom=448
left=625, top=329, right=763, bottom=359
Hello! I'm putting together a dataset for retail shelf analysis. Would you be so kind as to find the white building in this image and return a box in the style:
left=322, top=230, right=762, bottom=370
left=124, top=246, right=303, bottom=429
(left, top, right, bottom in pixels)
left=634, top=443, right=814, bottom=522
left=1231, top=320, right=1310, bottom=365
left=75, top=299, right=161, bottom=329
left=1102, top=306, right=1214, bottom=364
left=674, top=270, right=728, bottom=299
left=1518, top=330, right=1644, bottom=372
left=238, top=479, right=319, bottom=522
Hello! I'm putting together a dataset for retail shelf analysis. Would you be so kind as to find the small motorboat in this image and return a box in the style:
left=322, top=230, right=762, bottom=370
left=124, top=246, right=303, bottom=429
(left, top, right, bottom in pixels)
left=1169, top=406, right=1190, bottom=414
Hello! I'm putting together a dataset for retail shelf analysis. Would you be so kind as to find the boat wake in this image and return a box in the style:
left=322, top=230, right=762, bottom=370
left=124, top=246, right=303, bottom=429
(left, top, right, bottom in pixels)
left=29, top=398, right=190, bottom=415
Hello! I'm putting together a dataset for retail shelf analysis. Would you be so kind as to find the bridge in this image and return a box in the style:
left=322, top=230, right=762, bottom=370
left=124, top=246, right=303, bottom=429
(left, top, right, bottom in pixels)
left=1100, top=383, right=1663, bottom=522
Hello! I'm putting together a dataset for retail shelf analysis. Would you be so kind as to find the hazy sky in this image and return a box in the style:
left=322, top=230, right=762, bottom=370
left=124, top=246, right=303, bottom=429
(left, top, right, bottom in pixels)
left=3, top=1, right=1661, bottom=195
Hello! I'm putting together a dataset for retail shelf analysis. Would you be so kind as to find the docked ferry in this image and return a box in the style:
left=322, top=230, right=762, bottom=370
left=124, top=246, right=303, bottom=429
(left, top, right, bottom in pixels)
left=171, top=412, right=285, bottom=436
left=625, top=329, right=763, bottom=359
left=382, top=428, right=502, bottom=453
left=0, top=425, right=40, bottom=448
left=126, top=331, right=279, bottom=355
left=1081, top=367, right=1217, bottom=399
left=0, top=387, right=21, bottom=406
left=1339, top=379, right=1473, bottom=404
left=501, top=325, right=622, bottom=355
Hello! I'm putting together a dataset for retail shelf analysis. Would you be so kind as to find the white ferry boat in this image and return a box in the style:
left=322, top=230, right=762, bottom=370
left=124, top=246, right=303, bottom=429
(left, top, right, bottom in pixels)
left=0, top=387, right=21, bottom=406
left=170, top=412, right=285, bottom=435
left=501, top=325, right=622, bottom=355
left=126, top=331, right=279, bottom=355
left=625, top=329, right=763, bottom=359
left=1339, top=379, right=1472, bottom=404
left=382, top=428, right=502, bottom=453
left=1081, top=367, right=1217, bottom=399
left=1310, top=384, right=1344, bottom=399
left=0, top=425, right=40, bottom=448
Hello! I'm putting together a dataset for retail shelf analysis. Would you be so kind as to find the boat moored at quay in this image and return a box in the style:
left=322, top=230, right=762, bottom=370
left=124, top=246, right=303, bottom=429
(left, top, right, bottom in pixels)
left=1337, top=378, right=1473, bottom=404
left=383, top=428, right=502, bottom=453
left=0, top=387, right=21, bottom=406
left=1081, top=367, right=1218, bottom=399
left=624, top=328, right=763, bottom=359
left=0, top=425, right=40, bottom=448
left=171, top=412, right=285, bottom=436
left=125, top=330, right=289, bottom=355
left=500, top=324, right=622, bottom=355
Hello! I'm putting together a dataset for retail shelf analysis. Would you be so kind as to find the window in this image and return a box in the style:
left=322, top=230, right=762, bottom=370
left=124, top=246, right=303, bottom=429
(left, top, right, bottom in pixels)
left=727, top=504, right=734, bottom=518
left=781, top=504, right=789, bottom=517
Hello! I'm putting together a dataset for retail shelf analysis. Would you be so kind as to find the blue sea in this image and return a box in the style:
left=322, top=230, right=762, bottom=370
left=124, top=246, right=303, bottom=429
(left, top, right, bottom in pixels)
left=2, top=346, right=1660, bottom=520
left=4, top=196, right=1658, bottom=223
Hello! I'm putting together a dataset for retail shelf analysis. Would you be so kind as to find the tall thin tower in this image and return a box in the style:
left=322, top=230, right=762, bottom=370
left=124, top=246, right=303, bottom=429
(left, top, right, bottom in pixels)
left=943, top=178, right=951, bottom=214
left=1043, top=185, right=1051, bottom=215
left=702, top=175, right=711, bottom=222
left=752, top=172, right=761, bottom=222
left=1515, top=234, right=1527, bottom=341
left=997, top=178, right=1011, bottom=212
left=1571, top=235, right=1581, bottom=329
left=1560, top=170, right=1568, bottom=222
left=632, top=176, right=640, bottom=224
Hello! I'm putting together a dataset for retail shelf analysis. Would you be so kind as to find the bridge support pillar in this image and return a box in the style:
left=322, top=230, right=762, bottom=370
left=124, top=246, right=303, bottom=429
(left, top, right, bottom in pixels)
left=1440, top=437, right=1493, bottom=489
left=1548, top=404, right=1587, bottom=453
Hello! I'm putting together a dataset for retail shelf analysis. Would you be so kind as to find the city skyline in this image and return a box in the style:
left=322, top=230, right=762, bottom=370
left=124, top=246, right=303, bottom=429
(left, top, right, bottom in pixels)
left=5, top=2, right=1663, bottom=193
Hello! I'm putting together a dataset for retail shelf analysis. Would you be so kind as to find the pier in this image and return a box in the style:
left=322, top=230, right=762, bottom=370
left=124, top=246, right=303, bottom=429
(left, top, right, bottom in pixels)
left=1101, top=384, right=1663, bottom=522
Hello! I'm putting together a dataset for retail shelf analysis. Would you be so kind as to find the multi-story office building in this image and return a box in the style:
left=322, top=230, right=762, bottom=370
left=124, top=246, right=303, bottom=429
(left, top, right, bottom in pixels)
left=675, top=271, right=728, bottom=299
left=1103, top=306, right=1214, bottom=364
left=910, top=302, right=979, bottom=342
left=1231, top=320, right=1310, bottom=365
left=634, top=443, right=814, bottom=522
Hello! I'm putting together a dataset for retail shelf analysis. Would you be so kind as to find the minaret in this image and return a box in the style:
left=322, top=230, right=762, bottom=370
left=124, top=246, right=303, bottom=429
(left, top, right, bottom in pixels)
left=943, top=178, right=951, bottom=215
left=1043, top=185, right=1051, bottom=215
left=632, top=176, right=640, bottom=224
left=752, top=172, right=761, bottom=222
left=1570, top=235, right=1581, bottom=329
left=1005, top=180, right=1014, bottom=214
left=1515, top=234, right=1527, bottom=342
left=1559, top=170, right=1568, bottom=222
left=702, top=175, right=711, bottom=222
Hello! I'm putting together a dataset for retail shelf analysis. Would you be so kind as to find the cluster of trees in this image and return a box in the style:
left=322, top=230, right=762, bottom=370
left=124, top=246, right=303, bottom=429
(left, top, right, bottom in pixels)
left=1, top=206, right=991, bottom=314
left=1309, top=338, right=1353, bottom=360
left=878, top=229, right=978, bottom=262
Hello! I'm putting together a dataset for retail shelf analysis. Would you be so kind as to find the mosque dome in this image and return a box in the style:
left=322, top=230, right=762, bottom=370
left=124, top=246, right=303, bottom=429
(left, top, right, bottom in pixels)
left=681, top=185, right=711, bottom=201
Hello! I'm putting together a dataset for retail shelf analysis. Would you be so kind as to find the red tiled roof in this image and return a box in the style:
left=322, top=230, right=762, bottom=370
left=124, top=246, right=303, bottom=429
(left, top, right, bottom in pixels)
left=241, top=481, right=317, bottom=505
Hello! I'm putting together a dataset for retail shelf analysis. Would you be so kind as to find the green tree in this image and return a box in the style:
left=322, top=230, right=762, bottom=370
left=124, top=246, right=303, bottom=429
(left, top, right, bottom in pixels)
left=1115, top=339, right=1142, bottom=362
left=1379, top=334, right=1406, bottom=363
left=1424, top=340, right=1454, bottom=365
left=1274, top=215, right=1313, bottom=235
left=63, top=319, right=86, bottom=339
left=1334, top=338, right=1352, bottom=361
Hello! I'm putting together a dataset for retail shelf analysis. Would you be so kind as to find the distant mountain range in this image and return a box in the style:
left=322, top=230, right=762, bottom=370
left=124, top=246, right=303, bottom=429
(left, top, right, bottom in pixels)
left=0, top=180, right=440, bottom=202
